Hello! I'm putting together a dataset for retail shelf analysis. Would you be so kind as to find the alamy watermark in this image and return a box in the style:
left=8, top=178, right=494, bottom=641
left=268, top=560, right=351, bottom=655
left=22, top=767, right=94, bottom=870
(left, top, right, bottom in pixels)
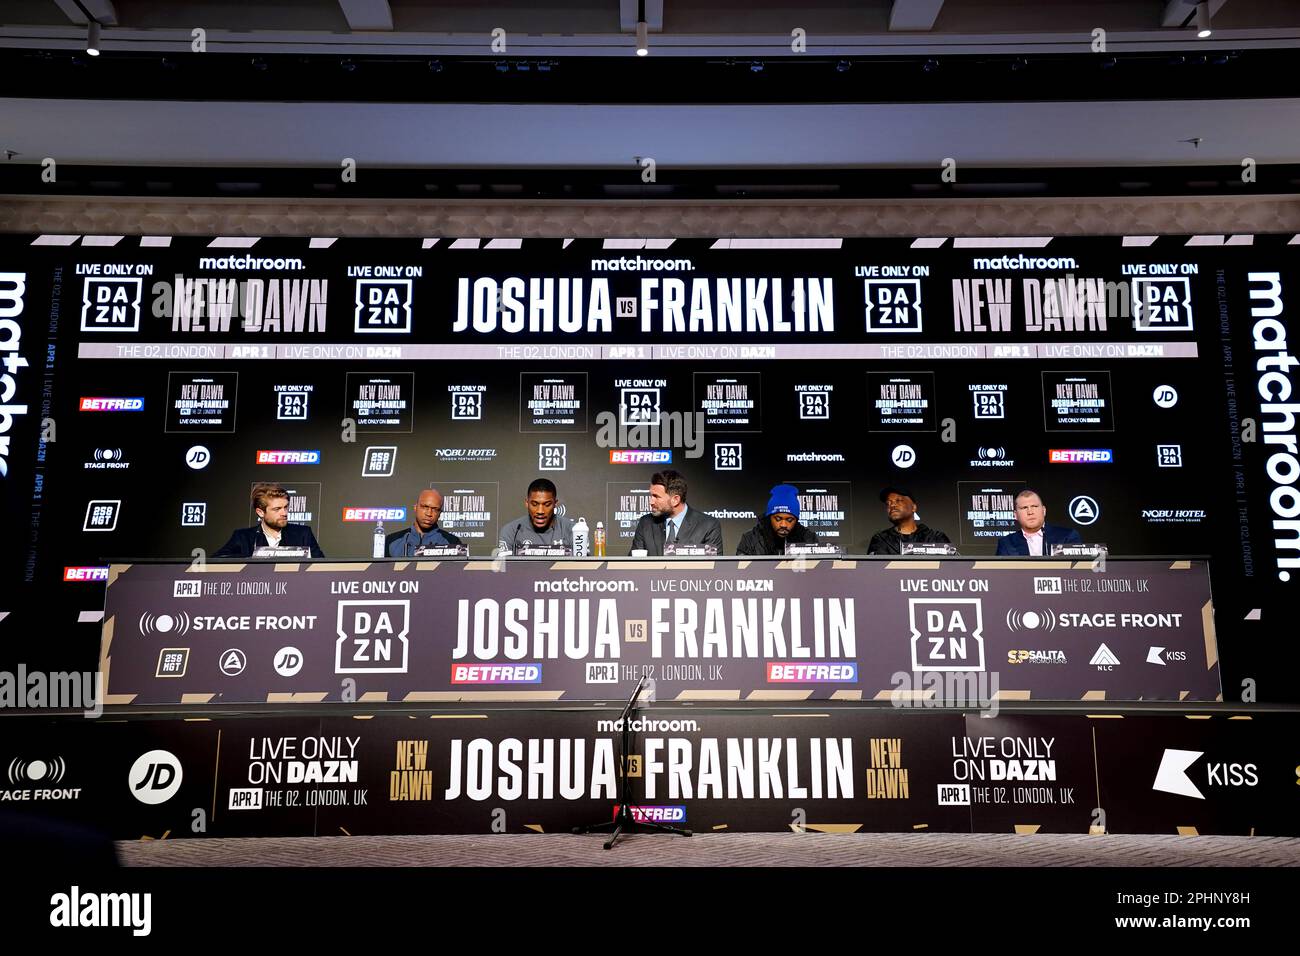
left=0, top=665, right=102, bottom=718
left=594, top=409, right=706, bottom=459
left=888, top=670, right=1001, bottom=717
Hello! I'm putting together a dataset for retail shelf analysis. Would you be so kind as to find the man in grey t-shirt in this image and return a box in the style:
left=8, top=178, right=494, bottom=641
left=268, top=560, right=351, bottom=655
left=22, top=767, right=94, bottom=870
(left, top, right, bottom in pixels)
left=496, top=478, right=575, bottom=553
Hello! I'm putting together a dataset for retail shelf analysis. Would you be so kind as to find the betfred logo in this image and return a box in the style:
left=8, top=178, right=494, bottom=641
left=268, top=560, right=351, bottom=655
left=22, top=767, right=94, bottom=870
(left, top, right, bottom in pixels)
left=623, top=805, right=687, bottom=824
left=766, top=662, right=858, bottom=682
left=342, top=507, right=407, bottom=522
left=609, top=449, right=672, bottom=464
left=79, top=397, right=144, bottom=412
left=256, top=450, right=320, bottom=465
left=63, top=566, right=109, bottom=582
left=1049, top=449, right=1112, bottom=464
left=450, top=664, right=542, bottom=684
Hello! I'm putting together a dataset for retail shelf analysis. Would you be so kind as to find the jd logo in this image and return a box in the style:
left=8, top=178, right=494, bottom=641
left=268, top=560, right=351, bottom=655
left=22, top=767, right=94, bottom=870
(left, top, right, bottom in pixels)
left=335, top=600, right=411, bottom=674
left=909, top=598, right=985, bottom=672
left=185, top=445, right=211, bottom=470
left=273, top=646, right=304, bottom=677
left=128, top=750, right=183, bottom=805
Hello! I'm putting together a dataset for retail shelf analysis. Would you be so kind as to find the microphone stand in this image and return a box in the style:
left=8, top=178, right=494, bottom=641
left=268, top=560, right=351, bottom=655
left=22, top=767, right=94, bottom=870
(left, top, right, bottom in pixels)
left=573, top=674, right=692, bottom=849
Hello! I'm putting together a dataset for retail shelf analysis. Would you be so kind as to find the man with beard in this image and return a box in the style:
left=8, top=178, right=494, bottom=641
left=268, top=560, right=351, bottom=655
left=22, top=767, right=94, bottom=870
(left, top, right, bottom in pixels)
left=867, top=486, right=953, bottom=555
left=736, top=484, right=820, bottom=555
left=631, top=469, right=723, bottom=555
left=496, top=478, right=575, bottom=553
left=213, top=482, right=325, bottom=558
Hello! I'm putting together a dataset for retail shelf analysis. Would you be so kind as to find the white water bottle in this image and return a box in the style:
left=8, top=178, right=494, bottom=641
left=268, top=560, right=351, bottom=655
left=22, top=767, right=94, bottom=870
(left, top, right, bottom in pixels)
left=572, top=516, right=590, bottom=557
left=373, top=521, right=386, bottom=558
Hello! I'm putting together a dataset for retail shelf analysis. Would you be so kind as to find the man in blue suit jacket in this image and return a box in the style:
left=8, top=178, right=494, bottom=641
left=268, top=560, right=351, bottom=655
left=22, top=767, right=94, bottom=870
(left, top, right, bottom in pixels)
left=213, top=482, right=325, bottom=558
left=995, top=489, right=1081, bottom=556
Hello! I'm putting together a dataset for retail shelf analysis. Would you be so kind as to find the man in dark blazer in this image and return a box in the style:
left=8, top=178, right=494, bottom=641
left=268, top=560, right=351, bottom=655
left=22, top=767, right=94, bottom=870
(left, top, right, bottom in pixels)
left=387, top=487, right=463, bottom=556
left=631, top=469, right=723, bottom=556
left=995, top=489, right=1081, bottom=556
left=213, top=482, right=325, bottom=558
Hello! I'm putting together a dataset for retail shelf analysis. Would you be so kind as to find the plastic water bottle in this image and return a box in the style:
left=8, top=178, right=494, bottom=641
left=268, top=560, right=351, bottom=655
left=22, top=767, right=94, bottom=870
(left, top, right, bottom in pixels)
left=373, top=521, right=386, bottom=558
left=594, top=521, right=606, bottom=557
left=573, top=517, right=590, bottom=557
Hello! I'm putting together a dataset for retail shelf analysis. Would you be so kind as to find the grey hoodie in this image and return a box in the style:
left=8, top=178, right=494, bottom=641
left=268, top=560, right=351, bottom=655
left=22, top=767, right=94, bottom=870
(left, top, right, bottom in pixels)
left=496, top=514, right=576, bottom=553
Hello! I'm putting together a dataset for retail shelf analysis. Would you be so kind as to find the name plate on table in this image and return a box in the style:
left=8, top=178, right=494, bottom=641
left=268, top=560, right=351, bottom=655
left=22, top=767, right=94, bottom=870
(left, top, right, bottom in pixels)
left=414, top=545, right=469, bottom=558
left=517, top=547, right=571, bottom=557
left=251, top=546, right=311, bottom=559
left=1051, top=543, right=1108, bottom=558
left=664, top=544, right=718, bottom=557
left=785, top=543, right=843, bottom=557
left=901, top=543, right=959, bottom=556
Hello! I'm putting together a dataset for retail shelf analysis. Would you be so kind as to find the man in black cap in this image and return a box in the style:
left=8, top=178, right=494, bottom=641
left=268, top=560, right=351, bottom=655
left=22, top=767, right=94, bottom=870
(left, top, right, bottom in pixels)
left=867, top=487, right=953, bottom=555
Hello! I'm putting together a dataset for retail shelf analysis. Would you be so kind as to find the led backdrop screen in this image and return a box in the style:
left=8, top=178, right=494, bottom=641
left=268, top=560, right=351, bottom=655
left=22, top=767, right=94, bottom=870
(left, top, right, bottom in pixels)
left=0, top=233, right=1293, bottom=699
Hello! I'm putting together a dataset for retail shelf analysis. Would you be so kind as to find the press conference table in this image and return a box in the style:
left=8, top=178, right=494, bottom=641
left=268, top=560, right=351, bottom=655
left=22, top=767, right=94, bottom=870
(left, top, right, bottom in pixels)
left=98, top=555, right=1220, bottom=707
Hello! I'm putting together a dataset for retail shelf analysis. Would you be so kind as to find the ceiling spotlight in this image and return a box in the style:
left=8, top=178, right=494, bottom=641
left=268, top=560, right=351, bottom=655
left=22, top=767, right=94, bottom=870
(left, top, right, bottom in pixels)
left=636, top=20, right=649, bottom=56
left=339, top=58, right=357, bottom=72
left=750, top=60, right=764, bottom=73
left=1099, top=56, right=1117, bottom=69
left=250, top=57, right=268, bottom=71
left=1009, top=56, right=1028, bottom=72
left=494, top=60, right=509, bottom=73
left=836, top=59, right=852, bottom=73
left=86, top=20, right=101, bottom=56
left=1195, top=1, right=1212, bottom=38
left=922, top=58, right=939, bottom=73
left=427, top=59, right=443, bottom=73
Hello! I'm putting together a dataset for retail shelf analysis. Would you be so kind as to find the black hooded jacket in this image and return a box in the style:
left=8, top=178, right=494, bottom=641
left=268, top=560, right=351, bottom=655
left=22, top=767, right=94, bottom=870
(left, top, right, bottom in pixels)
left=735, top=519, right=820, bottom=556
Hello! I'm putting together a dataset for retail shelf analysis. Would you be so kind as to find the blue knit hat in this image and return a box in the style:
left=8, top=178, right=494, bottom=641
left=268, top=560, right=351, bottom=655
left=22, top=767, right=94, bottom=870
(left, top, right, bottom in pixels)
left=766, top=484, right=800, bottom=518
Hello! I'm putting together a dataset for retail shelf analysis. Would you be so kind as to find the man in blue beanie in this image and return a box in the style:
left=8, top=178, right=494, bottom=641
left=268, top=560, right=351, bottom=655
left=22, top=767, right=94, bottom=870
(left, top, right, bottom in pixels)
left=736, top=484, right=820, bottom=555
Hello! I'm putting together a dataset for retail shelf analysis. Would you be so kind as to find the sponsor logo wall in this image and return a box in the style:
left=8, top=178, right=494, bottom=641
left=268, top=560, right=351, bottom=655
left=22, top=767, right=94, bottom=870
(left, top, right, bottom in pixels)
left=0, top=234, right=1292, bottom=701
